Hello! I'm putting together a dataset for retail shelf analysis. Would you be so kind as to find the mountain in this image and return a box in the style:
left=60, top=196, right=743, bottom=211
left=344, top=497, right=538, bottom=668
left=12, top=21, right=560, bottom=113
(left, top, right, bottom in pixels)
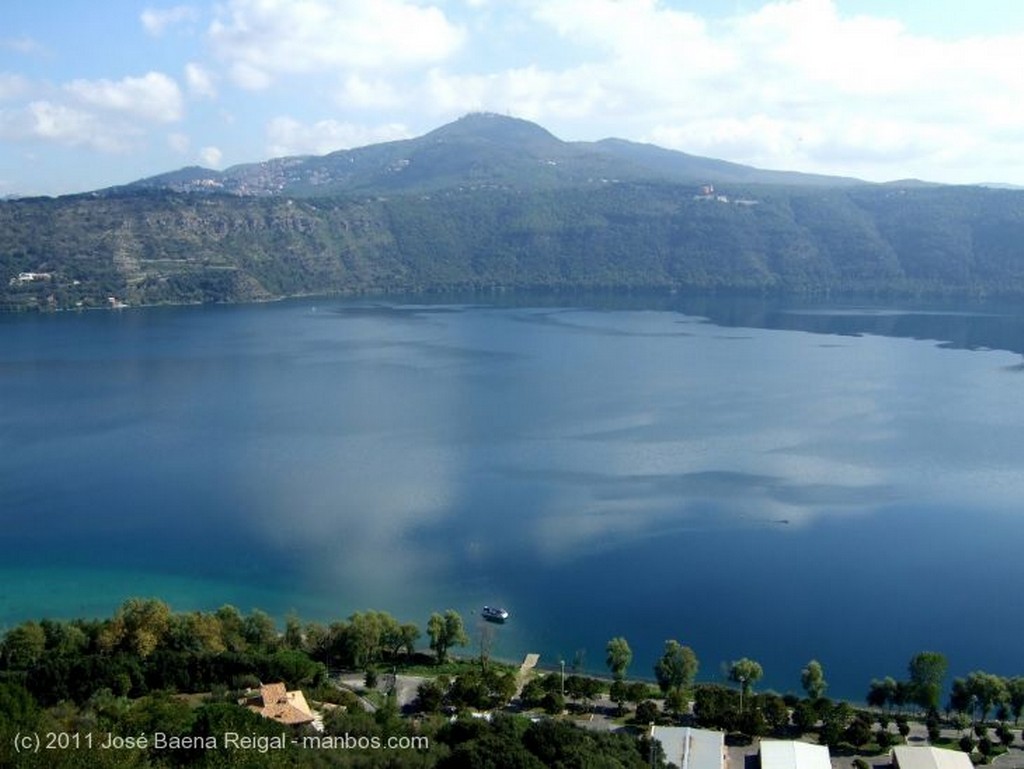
left=591, top=137, right=866, bottom=187
left=4, top=114, right=1024, bottom=311
left=122, top=112, right=867, bottom=197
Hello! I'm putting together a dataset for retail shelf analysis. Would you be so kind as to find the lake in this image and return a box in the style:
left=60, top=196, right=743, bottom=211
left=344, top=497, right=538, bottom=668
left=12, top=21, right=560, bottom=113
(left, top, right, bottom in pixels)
left=1, top=293, right=1022, bottom=701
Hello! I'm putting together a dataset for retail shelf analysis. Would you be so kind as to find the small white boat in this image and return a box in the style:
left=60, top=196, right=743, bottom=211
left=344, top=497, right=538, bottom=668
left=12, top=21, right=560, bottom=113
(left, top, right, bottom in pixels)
left=482, top=605, right=509, bottom=623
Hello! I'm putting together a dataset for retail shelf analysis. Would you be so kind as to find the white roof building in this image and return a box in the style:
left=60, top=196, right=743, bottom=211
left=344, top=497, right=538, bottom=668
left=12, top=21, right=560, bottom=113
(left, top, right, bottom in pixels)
left=892, top=746, right=973, bottom=769
left=759, top=740, right=831, bottom=769
left=650, top=726, right=726, bottom=769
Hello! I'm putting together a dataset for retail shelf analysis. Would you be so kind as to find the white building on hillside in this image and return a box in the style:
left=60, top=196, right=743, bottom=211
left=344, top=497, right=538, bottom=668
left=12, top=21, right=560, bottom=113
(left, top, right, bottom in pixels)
left=649, top=726, right=725, bottom=769
left=759, top=740, right=831, bottom=769
left=892, top=746, right=973, bottom=769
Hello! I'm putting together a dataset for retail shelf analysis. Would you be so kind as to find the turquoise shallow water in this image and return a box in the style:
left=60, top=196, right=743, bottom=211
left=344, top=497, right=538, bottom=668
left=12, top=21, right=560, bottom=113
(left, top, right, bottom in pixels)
left=2, top=294, right=1022, bottom=699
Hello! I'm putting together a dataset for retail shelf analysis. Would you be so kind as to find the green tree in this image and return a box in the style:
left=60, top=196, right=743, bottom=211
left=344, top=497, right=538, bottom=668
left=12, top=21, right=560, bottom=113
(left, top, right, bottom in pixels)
left=190, top=701, right=284, bottom=763
left=801, top=659, right=827, bottom=700
left=121, top=690, right=195, bottom=738
left=820, top=702, right=853, bottom=748
left=0, top=682, right=39, bottom=769
left=636, top=700, right=659, bottom=725
left=542, top=690, right=564, bottom=715
left=0, top=621, right=46, bottom=669
left=665, top=688, right=689, bottom=718
left=243, top=608, right=279, bottom=652
left=97, top=597, right=172, bottom=658
left=694, top=685, right=739, bottom=730
left=894, top=680, right=912, bottom=712
left=610, top=679, right=629, bottom=715
left=959, top=733, right=976, bottom=753
left=303, top=621, right=330, bottom=661
left=654, top=640, right=699, bottom=696
left=579, top=677, right=603, bottom=713
left=868, top=676, right=898, bottom=710
left=283, top=613, right=304, bottom=650
left=214, top=605, right=247, bottom=652
left=978, top=736, right=994, bottom=758
left=741, top=706, right=769, bottom=737
left=605, top=637, right=632, bottom=681
left=373, top=611, right=408, bottom=659
left=908, top=651, right=947, bottom=712
left=491, top=669, right=517, bottom=706
left=877, top=728, right=895, bottom=749
left=996, top=724, right=1015, bottom=747
left=0, top=681, right=39, bottom=730
left=964, top=671, right=1009, bottom=723
left=397, top=622, right=420, bottom=658
left=949, top=677, right=972, bottom=716
left=416, top=679, right=445, bottom=713
left=39, top=620, right=88, bottom=657
left=627, top=681, right=650, bottom=711
left=1008, top=677, right=1024, bottom=724
left=427, top=609, right=469, bottom=664
left=520, top=677, right=547, bottom=709
left=174, top=611, right=226, bottom=654
left=760, top=693, right=790, bottom=734
left=792, top=699, right=818, bottom=733
left=268, top=648, right=324, bottom=688
left=345, top=610, right=392, bottom=667
left=729, top=658, right=763, bottom=697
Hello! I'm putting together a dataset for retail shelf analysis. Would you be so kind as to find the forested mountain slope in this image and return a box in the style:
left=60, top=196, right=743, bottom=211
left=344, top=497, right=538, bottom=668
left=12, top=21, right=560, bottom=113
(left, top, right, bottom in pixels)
left=3, top=115, right=1024, bottom=310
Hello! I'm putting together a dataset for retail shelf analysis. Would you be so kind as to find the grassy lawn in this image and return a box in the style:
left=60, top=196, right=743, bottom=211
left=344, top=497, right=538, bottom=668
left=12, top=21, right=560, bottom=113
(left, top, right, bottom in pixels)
left=394, top=659, right=518, bottom=677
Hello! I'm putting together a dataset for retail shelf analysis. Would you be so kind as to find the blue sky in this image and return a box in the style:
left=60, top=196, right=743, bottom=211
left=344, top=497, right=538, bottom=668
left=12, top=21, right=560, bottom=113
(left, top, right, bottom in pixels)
left=2, top=0, right=1024, bottom=195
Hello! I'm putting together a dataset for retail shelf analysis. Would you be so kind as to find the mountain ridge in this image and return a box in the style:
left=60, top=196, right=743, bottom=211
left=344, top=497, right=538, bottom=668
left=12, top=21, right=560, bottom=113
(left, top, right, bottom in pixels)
left=4, top=113, right=1024, bottom=311
left=120, top=113, right=870, bottom=198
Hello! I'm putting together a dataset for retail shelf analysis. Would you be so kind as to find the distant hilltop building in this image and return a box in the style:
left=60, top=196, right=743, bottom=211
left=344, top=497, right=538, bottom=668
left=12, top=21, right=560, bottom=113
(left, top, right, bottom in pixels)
left=695, top=183, right=758, bottom=206
left=696, top=183, right=729, bottom=203
left=10, top=272, right=53, bottom=285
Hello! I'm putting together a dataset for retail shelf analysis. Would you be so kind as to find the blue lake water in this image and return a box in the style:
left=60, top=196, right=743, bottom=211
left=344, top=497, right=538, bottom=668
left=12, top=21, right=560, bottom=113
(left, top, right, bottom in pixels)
left=1, top=294, right=1022, bottom=701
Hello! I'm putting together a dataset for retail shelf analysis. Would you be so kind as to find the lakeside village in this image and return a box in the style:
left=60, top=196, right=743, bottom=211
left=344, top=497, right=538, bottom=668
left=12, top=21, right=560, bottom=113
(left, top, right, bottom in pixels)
left=1, top=599, right=1022, bottom=768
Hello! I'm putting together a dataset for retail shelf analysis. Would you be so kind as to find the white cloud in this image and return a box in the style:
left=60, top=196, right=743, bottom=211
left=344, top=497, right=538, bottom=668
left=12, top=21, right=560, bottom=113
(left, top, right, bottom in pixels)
left=225, top=62, right=271, bottom=91
left=208, top=0, right=464, bottom=89
left=64, top=72, right=184, bottom=123
left=0, top=100, right=135, bottom=152
left=423, top=64, right=612, bottom=122
left=266, top=116, right=410, bottom=156
left=5, top=0, right=1024, bottom=191
left=2, top=36, right=48, bottom=56
left=168, top=132, right=190, bottom=154
left=0, top=72, right=184, bottom=154
left=184, top=62, right=216, bottom=98
left=19, top=101, right=91, bottom=142
left=199, top=145, right=223, bottom=167
left=337, top=74, right=402, bottom=110
left=141, top=5, right=199, bottom=36
left=0, top=74, right=29, bottom=101
left=428, top=0, right=1024, bottom=183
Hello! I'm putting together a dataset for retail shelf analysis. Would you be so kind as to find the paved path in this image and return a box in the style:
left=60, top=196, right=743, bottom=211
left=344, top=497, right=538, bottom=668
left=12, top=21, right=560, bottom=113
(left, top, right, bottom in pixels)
left=336, top=674, right=430, bottom=711
left=516, top=654, right=540, bottom=696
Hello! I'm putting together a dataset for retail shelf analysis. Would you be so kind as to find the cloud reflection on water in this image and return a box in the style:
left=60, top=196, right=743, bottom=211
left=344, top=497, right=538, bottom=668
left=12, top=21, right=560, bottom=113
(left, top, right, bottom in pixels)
left=7, top=297, right=1024, bottom=696
left=235, top=303, right=1024, bottom=596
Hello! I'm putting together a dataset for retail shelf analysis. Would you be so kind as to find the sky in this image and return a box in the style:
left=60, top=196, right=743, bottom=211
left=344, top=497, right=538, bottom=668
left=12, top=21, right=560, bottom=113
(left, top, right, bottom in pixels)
left=2, top=0, right=1024, bottom=196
